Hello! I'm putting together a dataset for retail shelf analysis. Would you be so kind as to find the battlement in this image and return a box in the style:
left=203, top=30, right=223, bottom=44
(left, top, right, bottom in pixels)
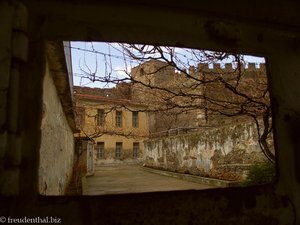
left=197, top=63, right=265, bottom=72
left=134, top=60, right=266, bottom=78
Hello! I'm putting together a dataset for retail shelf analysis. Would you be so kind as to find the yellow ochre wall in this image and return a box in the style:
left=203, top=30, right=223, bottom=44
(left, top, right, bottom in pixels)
left=76, top=98, right=149, bottom=165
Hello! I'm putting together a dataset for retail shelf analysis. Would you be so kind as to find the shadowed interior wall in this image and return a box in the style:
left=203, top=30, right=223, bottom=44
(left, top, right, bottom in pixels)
left=39, top=61, right=74, bottom=195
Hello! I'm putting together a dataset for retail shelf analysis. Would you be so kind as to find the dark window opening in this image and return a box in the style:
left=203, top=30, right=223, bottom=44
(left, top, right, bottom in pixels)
left=133, top=142, right=139, bottom=158
left=96, top=142, right=104, bottom=159
left=116, top=111, right=122, bottom=127
left=132, top=111, right=139, bottom=128
left=97, top=109, right=105, bottom=126
left=116, top=142, right=122, bottom=159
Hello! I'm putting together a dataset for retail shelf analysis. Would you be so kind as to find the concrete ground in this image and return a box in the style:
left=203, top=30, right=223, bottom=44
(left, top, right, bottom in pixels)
left=83, top=164, right=216, bottom=195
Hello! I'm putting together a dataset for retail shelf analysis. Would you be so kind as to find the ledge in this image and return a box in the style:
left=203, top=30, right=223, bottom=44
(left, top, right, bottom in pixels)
left=140, top=166, right=242, bottom=188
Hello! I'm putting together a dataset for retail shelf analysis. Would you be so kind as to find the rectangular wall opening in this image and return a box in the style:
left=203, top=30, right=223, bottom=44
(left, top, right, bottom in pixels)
left=40, top=41, right=276, bottom=196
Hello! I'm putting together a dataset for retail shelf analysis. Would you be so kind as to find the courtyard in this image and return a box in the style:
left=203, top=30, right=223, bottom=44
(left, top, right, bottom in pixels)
left=83, top=164, right=216, bottom=195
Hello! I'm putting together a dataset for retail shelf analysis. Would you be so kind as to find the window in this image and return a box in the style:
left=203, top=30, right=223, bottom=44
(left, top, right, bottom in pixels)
left=97, top=109, right=105, bottom=126
left=96, top=142, right=104, bottom=159
left=132, top=111, right=139, bottom=128
left=116, top=111, right=122, bottom=127
left=133, top=142, right=139, bottom=158
left=116, top=142, right=122, bottom=159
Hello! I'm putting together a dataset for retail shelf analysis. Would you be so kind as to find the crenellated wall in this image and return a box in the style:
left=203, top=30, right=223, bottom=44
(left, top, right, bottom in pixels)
left=131, top=60, right=268, bottom=133
left=197, top=62, right=265, bottom=72
left=132, top=60, right=266, bottom=78
left=144, top=120, right=271, bottom=181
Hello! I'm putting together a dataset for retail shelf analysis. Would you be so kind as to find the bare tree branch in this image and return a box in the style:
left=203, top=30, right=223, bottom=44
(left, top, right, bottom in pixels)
left=74, top=43, right=274, bottom=162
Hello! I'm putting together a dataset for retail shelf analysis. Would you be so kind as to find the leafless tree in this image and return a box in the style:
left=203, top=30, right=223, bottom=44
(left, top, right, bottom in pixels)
left=74, top=43, right=274, bottom=163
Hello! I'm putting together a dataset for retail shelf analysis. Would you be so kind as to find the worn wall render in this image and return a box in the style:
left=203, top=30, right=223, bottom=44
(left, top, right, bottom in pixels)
left=39, top=61, right=75, bottom=195
left=145, top=120, right=270, bottom=180
left=74, top=86, right=149, bottom=165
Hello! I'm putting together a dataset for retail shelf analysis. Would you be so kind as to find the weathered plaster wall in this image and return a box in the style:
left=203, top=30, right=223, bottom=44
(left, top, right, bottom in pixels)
left=145, top=121, right=269, bottom=180
left=39, top=62, right=74, bottom=195
left=77, top=102, right=149, bottom=139
left=94, top=134, right=144, bottom=163
left=74, top=86, right=149, bottom=165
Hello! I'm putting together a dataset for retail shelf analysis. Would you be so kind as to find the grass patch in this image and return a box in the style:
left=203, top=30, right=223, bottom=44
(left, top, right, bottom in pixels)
left=244, top=162, right=276, bottom=185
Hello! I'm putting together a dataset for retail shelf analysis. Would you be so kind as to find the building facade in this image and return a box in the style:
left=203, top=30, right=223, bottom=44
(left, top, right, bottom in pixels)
left=74, top=84, right=149, bottom=166
left=131, top=60, right=273, bottom=179
left=131, top=59, right=206, bottom=134
left=131, top=59, right=269, bottom=133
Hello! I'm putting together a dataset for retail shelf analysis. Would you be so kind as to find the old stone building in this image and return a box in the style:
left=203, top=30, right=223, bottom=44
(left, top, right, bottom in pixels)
left=73, top=59, right=270, bottom=180
left=74, top=84, right=149, bottom=166
left=131, top=59, right=268, bottom=133
left=131, top=60, right=271, bottom=181
left=131, top=59, right=205, bottom=133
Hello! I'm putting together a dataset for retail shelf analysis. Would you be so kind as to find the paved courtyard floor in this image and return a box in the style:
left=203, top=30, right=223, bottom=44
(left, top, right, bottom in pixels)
left=83, top=164, right=215, bottom=195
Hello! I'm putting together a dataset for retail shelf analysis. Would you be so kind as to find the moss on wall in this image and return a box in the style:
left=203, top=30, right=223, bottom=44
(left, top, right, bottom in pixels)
left=144, top=120, right=271, bottom=181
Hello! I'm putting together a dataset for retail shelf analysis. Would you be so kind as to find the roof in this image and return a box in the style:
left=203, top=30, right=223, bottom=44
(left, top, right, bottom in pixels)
left=74, top=86, right=148, bottom=108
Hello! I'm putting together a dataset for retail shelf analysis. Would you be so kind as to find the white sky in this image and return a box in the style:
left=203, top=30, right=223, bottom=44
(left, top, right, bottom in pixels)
left=70, top=42, right=265, bottom=88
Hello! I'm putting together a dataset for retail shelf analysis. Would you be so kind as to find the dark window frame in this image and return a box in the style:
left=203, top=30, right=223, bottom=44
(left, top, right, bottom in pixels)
left=133, top=142, right=139, bottom=158
left=116, top=111, right=122, bottom=127
left=132, top=111, right=139, bottom=128
left=97, top=109, right=105, bottom=126
left=96, top=142, right=105, bottom=159
left=116, top=142, right=122, bottom=159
